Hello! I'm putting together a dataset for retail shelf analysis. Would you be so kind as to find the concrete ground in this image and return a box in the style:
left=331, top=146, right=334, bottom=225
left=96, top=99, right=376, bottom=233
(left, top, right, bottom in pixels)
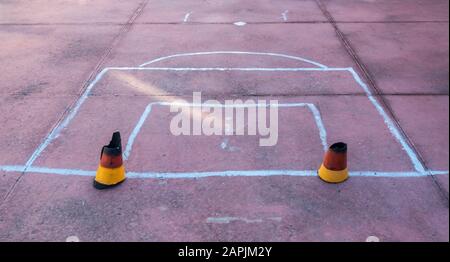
left=0, top=0, right=448, bottom=241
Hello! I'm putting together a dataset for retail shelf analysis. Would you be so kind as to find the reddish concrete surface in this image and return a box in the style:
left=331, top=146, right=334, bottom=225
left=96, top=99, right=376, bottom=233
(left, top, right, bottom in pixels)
left=105, top=23, right=356, bottom=69
left=384, top=95, right=449, bottom=195
left=338, top=22, right=449, bottom=94
left=136, top=0, right=326, bottom=23
left=93, top=69, right=364, bottom=96
left=0, top=96, right=74, bottom=165
left=33, top=95, right=414, bottom=172
left=0, top=0, right=143, bottom=24
left=321, top=0, right=449, bottom=22
left=0, top=0, right=448, bottom=242
left=0, top=25, right=122, bottom=95
left=0, top=171, right=20, bottom=200
left=0, top=173, right=447, bottom=241
left=436, top=175, right=450, bottom=194
left=384, top=96, right=449, bottom=171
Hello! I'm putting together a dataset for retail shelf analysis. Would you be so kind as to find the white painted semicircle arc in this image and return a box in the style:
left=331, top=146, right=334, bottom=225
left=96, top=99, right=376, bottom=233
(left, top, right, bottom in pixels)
left=138, top=51, right=328, bottom=69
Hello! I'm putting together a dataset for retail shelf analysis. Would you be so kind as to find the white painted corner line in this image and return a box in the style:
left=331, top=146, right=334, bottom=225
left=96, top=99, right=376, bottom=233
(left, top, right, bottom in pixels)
left=123, top=102, right=328, bottom=160
left=347, top=68, right=426, bottom=174
left=23, top=68, right=110, bottom=170
left=138, top=51, right=329, bottom=69
left=183, top=12, right=192, bottom=23
left=123, top=104, right=153, bottom=160
left=306, top=104, right=328, bottom=152
left=282, top=10, right=289, bottom=22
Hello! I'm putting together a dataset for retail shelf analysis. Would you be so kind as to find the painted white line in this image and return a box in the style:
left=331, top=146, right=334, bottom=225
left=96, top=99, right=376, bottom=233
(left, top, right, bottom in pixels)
left=234, top=21, right=247, bottom=26
left=123, top=102, right=328, bottom=160
left=366, top=236, right=380, bottom=242
left=0, top=165, right=26, bottom=173
left=0, top=165, right=448, bottom=178
left=306, top=104, right=328, bottom=151
left=0, top=165, right=96, bottom=176
left=347, top=68, right=426, bottom=174
left=23, top=68, right=110, bottom=169
left=206, top=217, right=264, bottom=224
left=138, top=51, right=329, bottom=68
left=159, top=102, right=308, bottom=107
left=430, top=170, right=450, bottom=175
left=110, top=67, right=346, bottom=72
left=282, top=10, right=289, bottom=21
left=183, top=12, right=192, bottom=23
left=123, top=104, right=153, bottom=160
left=66, top=236, right=80, bottom=242
left=128, top=170, right=312, bottom=179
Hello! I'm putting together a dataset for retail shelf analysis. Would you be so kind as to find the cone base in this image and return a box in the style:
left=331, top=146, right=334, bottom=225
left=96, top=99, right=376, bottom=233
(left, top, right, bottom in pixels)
left=93, top=178, right=126, bottom=190
left=94, top=165, right=126, bottom=189
left=318, top=164, right=348, bottom=183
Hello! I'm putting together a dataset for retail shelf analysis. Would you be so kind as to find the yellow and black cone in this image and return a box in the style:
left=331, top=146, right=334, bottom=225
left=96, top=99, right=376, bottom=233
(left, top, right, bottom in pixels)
left=318, top=142, right=348, bottom=183
left=93, top=131, right=126, bottom=189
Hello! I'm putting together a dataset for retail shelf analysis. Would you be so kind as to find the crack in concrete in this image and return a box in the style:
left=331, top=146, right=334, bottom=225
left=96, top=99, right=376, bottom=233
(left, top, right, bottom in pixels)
left=0, top=0, right=150, bottom=207
left=315, top=0, right=449, bottom=207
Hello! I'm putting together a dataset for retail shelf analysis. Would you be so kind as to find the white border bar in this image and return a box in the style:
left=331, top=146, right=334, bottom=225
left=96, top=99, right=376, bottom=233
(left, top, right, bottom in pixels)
left=0, top=165, right=447, bottom=178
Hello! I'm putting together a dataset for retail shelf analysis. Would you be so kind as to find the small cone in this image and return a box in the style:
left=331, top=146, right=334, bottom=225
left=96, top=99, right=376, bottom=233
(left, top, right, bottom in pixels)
left=93, top=131, right=126, bottom=189
left=318, top=142, right=348, bottom=183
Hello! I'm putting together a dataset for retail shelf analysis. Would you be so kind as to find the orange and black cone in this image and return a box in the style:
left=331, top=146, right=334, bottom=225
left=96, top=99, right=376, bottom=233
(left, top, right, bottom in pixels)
left=318, top=142, right=348, bottom=183
left=93, top=131, right=126, bottom=189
